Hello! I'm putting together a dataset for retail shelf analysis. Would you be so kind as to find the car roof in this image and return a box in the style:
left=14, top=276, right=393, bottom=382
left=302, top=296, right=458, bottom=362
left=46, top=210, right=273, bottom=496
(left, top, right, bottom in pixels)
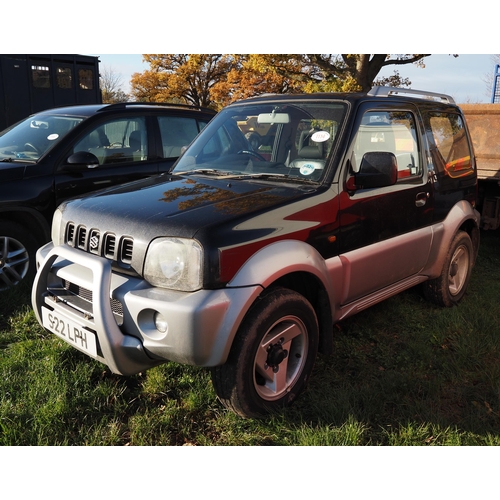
left=35, top=102, right=217, bottom=119
left=231, top=86, right=457, bottom=109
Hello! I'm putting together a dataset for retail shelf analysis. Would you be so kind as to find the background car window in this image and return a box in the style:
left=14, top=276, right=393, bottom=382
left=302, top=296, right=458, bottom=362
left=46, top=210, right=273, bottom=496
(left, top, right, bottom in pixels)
left=158, top=117, right=201, bottom=158
left=73, top=117, right=147, bottom=165
left=0, top=115, right=83, bottom=161
left=427, top=113, right=473, bottom=178
left=352, top=111, right=421, bottom=181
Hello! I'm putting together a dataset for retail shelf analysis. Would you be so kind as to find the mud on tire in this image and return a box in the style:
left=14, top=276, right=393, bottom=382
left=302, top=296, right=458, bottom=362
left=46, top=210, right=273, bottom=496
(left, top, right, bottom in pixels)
left=423, top=230, right=474, bottom=307
left=211, top=287, right=319, bottom=418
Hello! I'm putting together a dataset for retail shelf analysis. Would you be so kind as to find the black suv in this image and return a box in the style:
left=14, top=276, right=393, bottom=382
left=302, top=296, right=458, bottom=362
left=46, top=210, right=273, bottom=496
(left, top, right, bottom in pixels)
left=0, top=102, right=216, bottom=290
left=32, top=87, right=480, bottom=417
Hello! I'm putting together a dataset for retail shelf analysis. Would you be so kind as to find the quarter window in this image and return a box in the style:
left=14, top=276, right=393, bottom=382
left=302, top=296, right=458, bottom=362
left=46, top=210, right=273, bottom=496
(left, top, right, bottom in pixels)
left=427, top=113, right=473, bottom=178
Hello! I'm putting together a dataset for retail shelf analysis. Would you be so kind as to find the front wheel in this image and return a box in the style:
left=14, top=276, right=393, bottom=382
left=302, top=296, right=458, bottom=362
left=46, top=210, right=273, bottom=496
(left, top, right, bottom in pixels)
left=211, top=287, right=319, bottom=418
left=423, top=230, right=474, bottom=307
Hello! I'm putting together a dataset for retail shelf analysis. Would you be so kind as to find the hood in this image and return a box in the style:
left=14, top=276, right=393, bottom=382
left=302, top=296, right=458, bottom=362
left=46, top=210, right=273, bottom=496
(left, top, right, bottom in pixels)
left=60, top=174, right=313, bottom=238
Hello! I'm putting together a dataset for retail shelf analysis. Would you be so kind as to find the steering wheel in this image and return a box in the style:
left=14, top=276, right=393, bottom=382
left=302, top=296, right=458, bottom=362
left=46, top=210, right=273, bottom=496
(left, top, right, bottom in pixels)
left=237, top=150, right=266, bottom=162
left=24, top=143, right=40, bottom=154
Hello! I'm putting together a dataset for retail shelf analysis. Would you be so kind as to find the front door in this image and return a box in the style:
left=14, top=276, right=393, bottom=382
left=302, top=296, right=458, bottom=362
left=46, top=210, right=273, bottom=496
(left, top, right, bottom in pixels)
left=337, top=101, right=434, bottom=304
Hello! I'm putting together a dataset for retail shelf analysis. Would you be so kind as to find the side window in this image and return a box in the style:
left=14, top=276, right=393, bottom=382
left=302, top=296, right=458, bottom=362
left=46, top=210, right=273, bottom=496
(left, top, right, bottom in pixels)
left=78, top=69, right=94, bottom=90
left=73, top=117, right=148, bottom=166
left=56, top=67, right=73, bottom=89
left=427, top=113, right=473, bottom=178
left=158, top=117, right=201, bottom=158
left=352, top=110, right=421, bottom=181
left=32, top=65, right=50, bottom=88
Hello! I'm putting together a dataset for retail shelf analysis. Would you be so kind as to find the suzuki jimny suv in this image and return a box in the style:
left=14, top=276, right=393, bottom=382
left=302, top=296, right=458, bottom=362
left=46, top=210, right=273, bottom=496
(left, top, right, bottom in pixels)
left=32, top=87, right=480, bottom=417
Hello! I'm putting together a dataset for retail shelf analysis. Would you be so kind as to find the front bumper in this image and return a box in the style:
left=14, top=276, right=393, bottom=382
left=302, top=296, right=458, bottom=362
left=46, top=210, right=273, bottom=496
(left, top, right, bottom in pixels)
left=32, top=243, right=261, bottom=376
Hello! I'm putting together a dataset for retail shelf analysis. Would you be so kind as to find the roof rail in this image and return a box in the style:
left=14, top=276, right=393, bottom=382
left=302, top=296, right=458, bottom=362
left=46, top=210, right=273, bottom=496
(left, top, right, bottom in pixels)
left=100, top=101, right=216, bottom=114
left=367, top=86, right=455, bottom=105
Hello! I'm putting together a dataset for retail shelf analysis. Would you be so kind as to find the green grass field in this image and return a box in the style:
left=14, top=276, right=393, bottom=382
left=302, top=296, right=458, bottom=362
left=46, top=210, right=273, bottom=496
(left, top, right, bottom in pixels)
left=1, top=230, right=499, bottom=446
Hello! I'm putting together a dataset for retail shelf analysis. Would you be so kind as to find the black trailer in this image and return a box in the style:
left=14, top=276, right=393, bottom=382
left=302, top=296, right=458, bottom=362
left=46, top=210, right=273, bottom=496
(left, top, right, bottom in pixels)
left=0, top=54, right=102, bottom=131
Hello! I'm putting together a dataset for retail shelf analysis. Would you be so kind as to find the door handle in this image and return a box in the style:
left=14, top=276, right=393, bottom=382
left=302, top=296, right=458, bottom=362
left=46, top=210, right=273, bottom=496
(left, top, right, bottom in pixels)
left=415, top=192, right=429, bottom=207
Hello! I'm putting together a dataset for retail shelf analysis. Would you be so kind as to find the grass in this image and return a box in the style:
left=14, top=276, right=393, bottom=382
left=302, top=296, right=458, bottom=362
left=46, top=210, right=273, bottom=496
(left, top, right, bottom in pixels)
left=1, top=230, right=499, bottom=446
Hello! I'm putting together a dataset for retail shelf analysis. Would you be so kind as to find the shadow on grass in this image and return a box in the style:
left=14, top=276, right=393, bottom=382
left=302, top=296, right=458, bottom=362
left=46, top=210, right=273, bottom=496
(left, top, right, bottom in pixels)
left=284, top=232, right=500, bottom=442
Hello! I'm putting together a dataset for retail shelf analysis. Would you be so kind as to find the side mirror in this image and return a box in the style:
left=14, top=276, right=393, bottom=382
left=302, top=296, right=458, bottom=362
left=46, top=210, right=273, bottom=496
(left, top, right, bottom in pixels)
left=349, top=152, right=398, bottom=190
left=63, top=151, right=100, bottom=171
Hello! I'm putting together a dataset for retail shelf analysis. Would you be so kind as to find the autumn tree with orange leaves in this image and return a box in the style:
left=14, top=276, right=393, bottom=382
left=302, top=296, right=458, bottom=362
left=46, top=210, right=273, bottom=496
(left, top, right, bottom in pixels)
left=130, top=54, right=431, bottom=110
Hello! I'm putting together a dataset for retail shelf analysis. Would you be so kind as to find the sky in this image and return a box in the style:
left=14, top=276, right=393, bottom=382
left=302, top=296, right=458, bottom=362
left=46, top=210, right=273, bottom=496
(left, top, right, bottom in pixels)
left=95, top=54, right=499, bottom=104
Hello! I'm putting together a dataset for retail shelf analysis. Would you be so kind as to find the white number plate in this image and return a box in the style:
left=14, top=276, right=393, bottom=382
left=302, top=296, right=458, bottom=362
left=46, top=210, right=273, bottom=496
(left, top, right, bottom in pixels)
left=42, top=307, right=97, bottom=358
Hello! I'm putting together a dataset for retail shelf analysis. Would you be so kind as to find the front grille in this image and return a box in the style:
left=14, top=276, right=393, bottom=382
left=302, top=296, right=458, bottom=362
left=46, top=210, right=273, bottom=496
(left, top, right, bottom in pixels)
left=61, top=280, right=124, bottom=325
left=65, top=223, right=133, bottom=267
left=120, top=238, right=134, bottom=264
left=104, top=233, right=116, bottom=259
left=77, top=226, right=87, bottom=249
left=66, top=224, right=75, bottom=245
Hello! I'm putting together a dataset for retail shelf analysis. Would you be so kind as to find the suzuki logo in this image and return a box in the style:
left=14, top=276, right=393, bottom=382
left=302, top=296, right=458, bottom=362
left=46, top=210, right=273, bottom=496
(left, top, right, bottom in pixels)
left=89, top=235, right=99, bottom=251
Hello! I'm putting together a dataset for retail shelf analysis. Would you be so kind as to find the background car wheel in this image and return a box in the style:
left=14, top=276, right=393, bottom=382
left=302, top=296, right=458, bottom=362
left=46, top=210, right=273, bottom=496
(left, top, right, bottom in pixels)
left=0, top=221, right=39, bottom=291
left=423, top=230, right=474, bottom=307
left=211, top=287, right=319, bottom=418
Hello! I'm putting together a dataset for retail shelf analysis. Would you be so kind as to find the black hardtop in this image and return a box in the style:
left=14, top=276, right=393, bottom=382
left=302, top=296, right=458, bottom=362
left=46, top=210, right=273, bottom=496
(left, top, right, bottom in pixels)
left=229, top=86, right=459, bottom=111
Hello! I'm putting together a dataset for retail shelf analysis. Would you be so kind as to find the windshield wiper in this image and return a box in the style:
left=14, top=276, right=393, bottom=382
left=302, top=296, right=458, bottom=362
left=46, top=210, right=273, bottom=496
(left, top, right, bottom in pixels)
left=230, top=172, right=318, bottom=184
left=0, top=157, right=35, bottom=163
left=175, top=168, right=234, bottom=177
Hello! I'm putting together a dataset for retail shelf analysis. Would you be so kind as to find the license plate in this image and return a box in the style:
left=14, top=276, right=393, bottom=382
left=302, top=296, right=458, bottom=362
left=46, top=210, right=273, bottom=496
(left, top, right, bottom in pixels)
left=42, top=307, right=97, bottom=358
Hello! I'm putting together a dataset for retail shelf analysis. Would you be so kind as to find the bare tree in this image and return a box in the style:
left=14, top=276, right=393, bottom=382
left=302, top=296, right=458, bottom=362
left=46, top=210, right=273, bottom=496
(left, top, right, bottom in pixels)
left=99, top=65, right=130, bottom=103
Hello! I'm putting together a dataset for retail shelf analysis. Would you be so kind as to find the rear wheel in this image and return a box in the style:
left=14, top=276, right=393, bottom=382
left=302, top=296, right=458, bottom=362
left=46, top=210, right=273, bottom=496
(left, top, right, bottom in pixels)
left=0, top=221, right=39, bottom=291
left=423, top=230, right=473, bottom=307
left=211, top=287, right=319, bottom=418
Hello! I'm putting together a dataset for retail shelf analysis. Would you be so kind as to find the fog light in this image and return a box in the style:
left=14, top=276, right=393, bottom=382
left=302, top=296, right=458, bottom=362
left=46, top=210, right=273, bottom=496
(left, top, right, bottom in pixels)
left=154, top=312, right=168, bottom=333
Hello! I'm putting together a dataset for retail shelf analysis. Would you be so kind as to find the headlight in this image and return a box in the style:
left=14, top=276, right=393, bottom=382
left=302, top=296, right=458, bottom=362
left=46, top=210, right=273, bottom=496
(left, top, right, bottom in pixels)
left=144, top=237, right=203, bottom=291
left=51, top=208, right=63, bottom=245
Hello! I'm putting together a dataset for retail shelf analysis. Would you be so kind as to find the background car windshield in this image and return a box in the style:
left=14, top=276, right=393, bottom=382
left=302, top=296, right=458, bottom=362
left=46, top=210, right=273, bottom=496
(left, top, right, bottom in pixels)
left=0, top=113, right=84, bottom=161
left=173, top=101, right=347, bottom=182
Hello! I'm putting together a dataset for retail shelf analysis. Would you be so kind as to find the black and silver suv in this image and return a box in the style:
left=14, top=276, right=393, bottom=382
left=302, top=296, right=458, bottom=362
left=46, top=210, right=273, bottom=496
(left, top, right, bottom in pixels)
left=32, top=87, right=480, bottom=417
left=0, top=102, right=216, bottom=290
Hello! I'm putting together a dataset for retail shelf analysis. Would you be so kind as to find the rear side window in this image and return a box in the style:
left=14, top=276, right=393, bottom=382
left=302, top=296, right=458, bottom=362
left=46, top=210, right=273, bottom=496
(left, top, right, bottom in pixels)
left=427, top=112, right=474, bottom=178
left=158, top=117, right=202, bottom=158
left=351, top=110, right=421, bottom=181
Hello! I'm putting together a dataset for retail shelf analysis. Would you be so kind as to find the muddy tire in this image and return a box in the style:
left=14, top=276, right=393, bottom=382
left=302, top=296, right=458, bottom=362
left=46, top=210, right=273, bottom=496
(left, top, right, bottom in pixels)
left=423, top=230, right=474, bottom=307
left=211, top=287, right=319, bottom=418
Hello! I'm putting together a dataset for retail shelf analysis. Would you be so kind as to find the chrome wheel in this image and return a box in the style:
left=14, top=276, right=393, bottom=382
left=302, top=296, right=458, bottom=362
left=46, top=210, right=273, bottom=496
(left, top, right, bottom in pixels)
left=0, top=234, right=30, bottom=290
left=253, top=315, right=308, bottom=401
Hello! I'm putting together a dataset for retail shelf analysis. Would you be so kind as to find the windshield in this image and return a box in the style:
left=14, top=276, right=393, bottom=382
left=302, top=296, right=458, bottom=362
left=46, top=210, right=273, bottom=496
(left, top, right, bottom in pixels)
left=0, top=112, right=85, bottom=161
left=173, top=100, right=347, bottom=182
